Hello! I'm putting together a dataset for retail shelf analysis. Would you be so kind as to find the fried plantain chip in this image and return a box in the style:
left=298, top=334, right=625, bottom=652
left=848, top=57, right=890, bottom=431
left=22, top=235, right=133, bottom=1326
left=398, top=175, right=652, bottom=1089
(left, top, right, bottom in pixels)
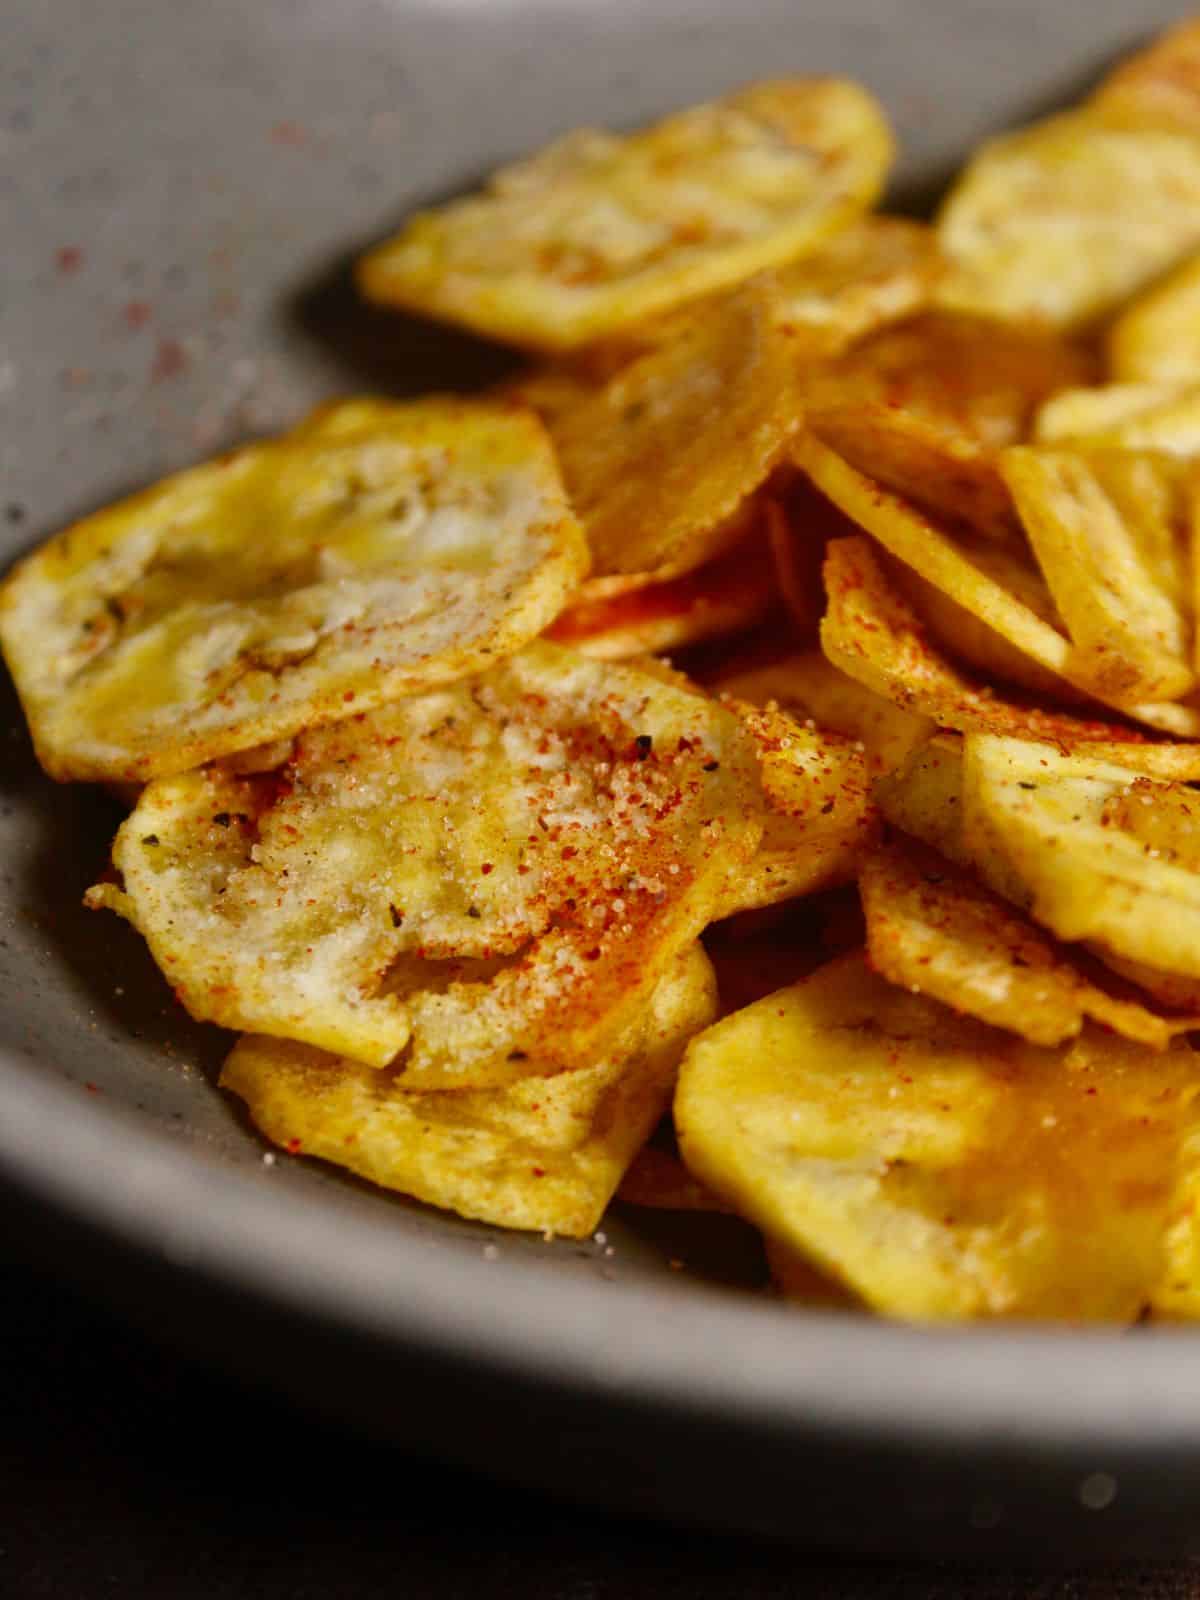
left=221, top=941, right=716, bottom=1238
left=1035, top=382, right=1200, bottom=454
left=87, top=643, right=761, bottom=1080
left=1108, top=254, right=1200, bottom=384
left=802, top=310, right=1090, bottom=539
left=1001, top=447, right=1194, bottom=703
left=962, top=732, right=1200, bottom=980
left=713, top=700, right=879, bottom=919
left=775, top=216, right=942, bottom=354
left=523, top=279, right=802, bottom=577
left=1091, top=17, right=1200, bottom=136
left=716, top=649, right=933, bottom=775
left=820, top=537, right=1200, bottom=765
left=861, top=836, right=1200, bottom=1048
left=936, top=109, right=1200, bottom=330
left=545, top=529, right=775, bottom=660
left=799, top=431, right=1200, bottom=736
left=676, top=951, right=1200, bottom=1320
left=0, top=399, right=588, bottom=783
left=357, top=79, right=893, bottom=351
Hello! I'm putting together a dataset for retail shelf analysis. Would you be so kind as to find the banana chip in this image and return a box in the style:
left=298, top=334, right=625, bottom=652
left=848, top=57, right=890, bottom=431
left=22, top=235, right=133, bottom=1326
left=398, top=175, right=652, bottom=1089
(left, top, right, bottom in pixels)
left=937, top=109, right=1200, bottom=329
left=715, top=650, right=932, bottom=775
left=357, top=78, right=893, bottom=351
left=676, top=952, right=1200, bottom=1320
left=617, top=1144, right=730, bottom=1212
left=963, top=732, right=1200, bottom=980
left=775, top=216, right=942, bottom=354
left=546, top=531, right=775, bottom=660
left=1108, top=254, right=1200, bottom=384
left=820, top=536, right=1200, bottom=764
left=802, top=311, right=1090, bottom=539
left=1091, top=18, right=1200, bottom=136
left=0, top=399, right=588, bottom=783
left=221, top=942, right=716, bottom=1238
left=714, top=701, right=878, bottom=919
left=87, top=643, right=761, bottom=1081
left=1001, top=447, right=1194, bottom=704
left=525, top=280, right=802, bottom=577
left=1035, top=383, right=1200, bottom=455
left=861, top=837, right=1200, bottom=1049
left=799, top=430, right=1200, bottom=736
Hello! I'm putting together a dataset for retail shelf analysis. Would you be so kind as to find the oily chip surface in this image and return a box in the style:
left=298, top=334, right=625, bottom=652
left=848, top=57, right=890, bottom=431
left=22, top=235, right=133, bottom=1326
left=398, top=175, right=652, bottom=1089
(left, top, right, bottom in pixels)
left=522, top=279, right=803, bottom=577
left=0, top=398, right=588, bottom=783
left=936, top=109, right=1200, bottom=330
left=860, top=836, right=1200, bottom=1050
left=962, top=732, right=1200, bottom=983
left=220, top=942, right=717, bottom=1239
left=774, top=215, right=942, bottom=354
left=357, top=78, right=893, bottom=351
left=1108, top=254, right=1200, bottom=384
left=87, top=643, right=762, bottom=1082
left=712, top=701, right=879, bottom=919
left=675, top=952, right=1200, bottom=1321
left=802, top=310, right=1090, bottom=539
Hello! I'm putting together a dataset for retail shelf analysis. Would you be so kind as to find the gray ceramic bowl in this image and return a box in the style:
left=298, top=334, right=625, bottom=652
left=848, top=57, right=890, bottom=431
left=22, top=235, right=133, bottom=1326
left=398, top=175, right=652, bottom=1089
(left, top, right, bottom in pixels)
left=5, top=0, right=1200, bottom=1560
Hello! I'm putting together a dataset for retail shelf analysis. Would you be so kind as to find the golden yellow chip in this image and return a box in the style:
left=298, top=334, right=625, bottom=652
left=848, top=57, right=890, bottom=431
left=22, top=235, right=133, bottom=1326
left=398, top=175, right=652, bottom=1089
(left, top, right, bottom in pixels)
left=87, top=643, right=761, bottom=1081
left=936, top=109, right=1200, bottom=329
left=873, top=734, right=973, bottom=865
left=962, top=732, right=1200, bottom=980
left=802, top=310, right=1090, bottom=539
left=713, top=700, right=878, bottom=919
left=799, top=430, right=1200, bottom=736
left=861, top=836, right=1200, bottom=1049
left=715, top=649, right=933, bottom=775
left=1091, top=17, right=1200, bottom=136
left=357, top=78, right=893, bottom=351
left=0, top=398, right=588, bottom=784
left=1035, top=383, right=1200, bottom=454
left=820, top=536, right=1200, bottom=761
left=775, top=215, right=942, bottom=354
left=676, top=951, right=1200, bottom=1320
left=1108, top=254, right=1200, bottom=384
left=220, top=941, right=717, bottom=1239
left=523, top=279, right=802, bottom=578
left=545, top=531, right=774, bottom=660
left=1001, top=447, right=1194, bottom=704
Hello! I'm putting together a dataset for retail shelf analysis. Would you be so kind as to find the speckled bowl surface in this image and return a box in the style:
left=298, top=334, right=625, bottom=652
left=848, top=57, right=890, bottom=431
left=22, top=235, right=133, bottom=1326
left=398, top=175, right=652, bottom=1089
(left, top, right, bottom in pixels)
left=5, top=0, right=1200, bottom=1559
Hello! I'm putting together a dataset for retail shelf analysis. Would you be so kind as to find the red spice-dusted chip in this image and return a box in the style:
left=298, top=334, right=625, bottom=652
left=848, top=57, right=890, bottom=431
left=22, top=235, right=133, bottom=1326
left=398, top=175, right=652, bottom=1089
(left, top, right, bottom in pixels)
left=87, top=642, right=762, bottom=1084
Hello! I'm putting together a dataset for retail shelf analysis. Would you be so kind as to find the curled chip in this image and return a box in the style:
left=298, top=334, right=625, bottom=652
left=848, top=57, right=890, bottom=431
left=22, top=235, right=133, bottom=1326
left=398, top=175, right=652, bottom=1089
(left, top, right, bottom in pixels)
left=0, top=398, right=588, bottom=783
left=798, top=429, right=1200, bottom=737
left=221, top=941, right=717, bottom=1239
left=1108, top=255, right=1200, bottom=384
left=713, top=700, right=879, bottom=919
left=861, top=837, right=1200, bottom=1049
left=676, top=952, right=1200, bottom=1321
left=357, top=78, right=893, bottom=351
left=820, top=536, right=1200, bottom=765
left=1035, top=383, right=1200, bottom=455
left=522, top=279, right=803, bottom=577
left=1091, top=17, right=1200, bottom=136
left=802, top=310, right=1090, bottom=539
left=936, top=109, right=1200, bottom=329
left=87, top=643, right=762, bottom=1082
left=546, top=530, right=775, bottom=660
left=716, top=649, right=933, bottom=775
left=963, top=732, right=1200, bottom=981
left=1001, top=447, right=1194, bottom=704
left=775, top=216, right=942, bottom=354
